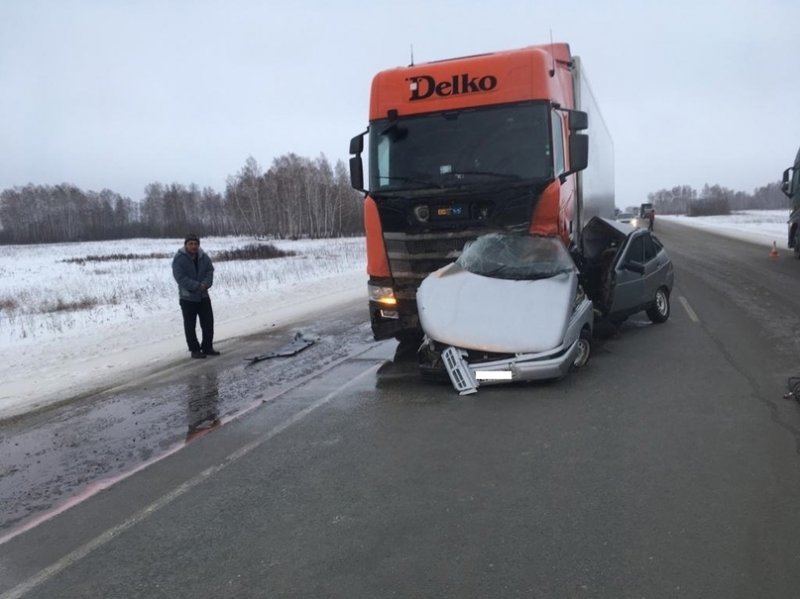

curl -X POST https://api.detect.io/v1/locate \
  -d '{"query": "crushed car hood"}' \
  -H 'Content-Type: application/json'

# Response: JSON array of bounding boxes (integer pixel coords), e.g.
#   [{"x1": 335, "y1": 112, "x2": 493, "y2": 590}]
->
[{"x1": 417, "y1": 262, "x2": 577, "y2": 354}]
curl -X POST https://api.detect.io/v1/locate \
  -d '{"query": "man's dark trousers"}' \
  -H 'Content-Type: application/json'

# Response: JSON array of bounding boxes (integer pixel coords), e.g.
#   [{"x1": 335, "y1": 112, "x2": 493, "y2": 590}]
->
[{"x1": 180, "y1": 298, "x2": 214, "y2": 353}]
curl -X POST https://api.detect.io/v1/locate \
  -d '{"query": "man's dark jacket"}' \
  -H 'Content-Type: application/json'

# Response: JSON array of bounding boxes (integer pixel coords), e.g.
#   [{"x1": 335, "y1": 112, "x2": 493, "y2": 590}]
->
[{"x1": 172, "y1": 247, "x2": 214, "y2": 302}]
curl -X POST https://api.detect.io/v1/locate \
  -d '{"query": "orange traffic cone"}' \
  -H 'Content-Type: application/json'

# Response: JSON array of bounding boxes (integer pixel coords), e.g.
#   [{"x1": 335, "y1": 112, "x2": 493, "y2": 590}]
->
[{"x1": 770, "y1": 241, "x2": 779, "y2": 258}]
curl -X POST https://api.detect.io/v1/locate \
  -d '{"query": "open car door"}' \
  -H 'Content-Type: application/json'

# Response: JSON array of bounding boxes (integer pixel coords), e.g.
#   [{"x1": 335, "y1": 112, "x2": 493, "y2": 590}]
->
[
  {"x1": 608, "y1": 233, "x2": 647, "y2": 316},
  {"x1": 582, "y1": 217, "x2": 673, "y2": 322}
]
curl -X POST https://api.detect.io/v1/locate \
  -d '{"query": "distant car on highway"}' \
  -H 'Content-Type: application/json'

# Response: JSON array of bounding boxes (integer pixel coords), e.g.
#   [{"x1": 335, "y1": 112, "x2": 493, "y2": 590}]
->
[
  {"x1": 615, "y1": 212, "x2": 635, "y2": 224},
  {"x1": 617, "y1": 211, "x2": 652, "y2": 230}
]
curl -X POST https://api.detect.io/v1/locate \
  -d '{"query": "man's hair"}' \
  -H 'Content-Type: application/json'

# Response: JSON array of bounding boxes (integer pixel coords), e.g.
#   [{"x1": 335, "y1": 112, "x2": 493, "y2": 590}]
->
[{"x1": 184, "y1": 233, "x2": 200, "y2": 243}]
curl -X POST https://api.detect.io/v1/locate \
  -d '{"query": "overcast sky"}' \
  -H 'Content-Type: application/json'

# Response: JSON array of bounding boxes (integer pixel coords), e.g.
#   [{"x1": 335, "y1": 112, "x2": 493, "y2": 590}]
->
[{"x1": 2, "y1": 0, "x2": 799, "y2": 207}]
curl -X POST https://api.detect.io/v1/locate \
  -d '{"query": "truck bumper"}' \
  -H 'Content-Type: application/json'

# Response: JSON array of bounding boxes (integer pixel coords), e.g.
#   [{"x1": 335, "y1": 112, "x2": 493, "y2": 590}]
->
[
  {"x1": 368, "y1": 277, "x2": 424, "y2": 341},
  {"x1": 369, "y1": 299, "x2": 421, "y2": 340}
]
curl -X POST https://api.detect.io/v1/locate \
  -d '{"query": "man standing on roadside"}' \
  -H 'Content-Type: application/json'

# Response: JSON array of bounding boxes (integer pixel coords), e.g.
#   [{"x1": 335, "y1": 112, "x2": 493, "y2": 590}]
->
[{"x1": 172, "y1": 234, "x2": 221, "y2": 359}]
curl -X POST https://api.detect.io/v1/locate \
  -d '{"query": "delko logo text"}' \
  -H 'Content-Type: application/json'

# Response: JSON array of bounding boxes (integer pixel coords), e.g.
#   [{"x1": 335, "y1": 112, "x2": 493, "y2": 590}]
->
[{"x1": 408, "y1": 74, "x2": 498, "y2": 101}]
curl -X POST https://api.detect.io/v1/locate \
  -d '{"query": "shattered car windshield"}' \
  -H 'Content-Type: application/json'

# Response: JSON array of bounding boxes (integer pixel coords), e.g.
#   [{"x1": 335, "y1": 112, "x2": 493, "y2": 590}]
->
[{"x1": 456, "y1": 233, "x2": 575, "y2": 280}]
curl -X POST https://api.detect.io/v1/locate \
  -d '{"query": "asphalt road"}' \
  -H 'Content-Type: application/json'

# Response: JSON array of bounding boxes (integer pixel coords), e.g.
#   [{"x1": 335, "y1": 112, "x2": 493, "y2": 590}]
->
[{"x1": 3, "y1": 220, "x2": 800, "y2": 598}]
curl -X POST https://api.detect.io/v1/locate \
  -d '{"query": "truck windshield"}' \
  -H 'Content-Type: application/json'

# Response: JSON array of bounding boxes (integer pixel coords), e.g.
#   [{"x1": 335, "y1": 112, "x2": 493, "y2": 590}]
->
[
  {"x1": 369, "y1": 102, "x2": 553, "y2": 192},
  {"x1": 456, "y1": 233, "x2": 575, "y2": 281}
]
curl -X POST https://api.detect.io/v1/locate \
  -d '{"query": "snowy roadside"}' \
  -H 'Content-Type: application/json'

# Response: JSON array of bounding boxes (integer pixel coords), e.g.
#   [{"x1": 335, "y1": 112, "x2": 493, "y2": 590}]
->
[
  {"x1": 659, "y1": 210, "x2": 788, "y2": 249},
  {"x1": 0, "y1": 237, "x2": 368, "y2": 422},
  {"x1": 0, "y1": 269, "x2": 367, "y2": 421}
]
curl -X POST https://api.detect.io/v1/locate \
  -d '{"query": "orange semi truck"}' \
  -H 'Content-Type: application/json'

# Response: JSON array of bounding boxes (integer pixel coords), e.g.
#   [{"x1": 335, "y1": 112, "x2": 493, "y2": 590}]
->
[{"x1": 349, "y1": 43, "x2": 615, "y2": 342}]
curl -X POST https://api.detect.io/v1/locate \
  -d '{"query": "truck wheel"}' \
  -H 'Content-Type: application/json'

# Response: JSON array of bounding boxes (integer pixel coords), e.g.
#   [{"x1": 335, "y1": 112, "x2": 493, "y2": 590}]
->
[
  {"x1": 572, "y1": 328, "x2": 592, "y2": 369},
  {"x1": 646, "y1": 287, "x2": 670, "y2": 323},
  {"x1": 395, "y1": 330, "x2": 424, "y2": 361}
]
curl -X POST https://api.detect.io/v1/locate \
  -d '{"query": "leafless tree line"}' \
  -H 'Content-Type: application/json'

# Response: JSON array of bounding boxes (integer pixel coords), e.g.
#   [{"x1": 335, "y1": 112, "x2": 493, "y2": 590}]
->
[
  {"x1": 647, "y1": 182, "x2": 789, "y2": 216},
  {"x1": 222, "y1": 154, "x2": 360, "y2": 239},
  {"x1": 3, "y1": 159, "x2": 790, "y2": 244},
  {"x1": 0, "y1": 185, "x2": 141, "y2": 243},
  {"x1": 0, "y1": 154, "x2": 363, "y2": 244}
]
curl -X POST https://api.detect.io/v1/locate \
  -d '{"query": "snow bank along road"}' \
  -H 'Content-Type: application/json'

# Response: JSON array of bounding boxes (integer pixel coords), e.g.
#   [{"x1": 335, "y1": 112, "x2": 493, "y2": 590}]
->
[{"x1": 0, "y1": 268, "x2": 368, "y2": 422}]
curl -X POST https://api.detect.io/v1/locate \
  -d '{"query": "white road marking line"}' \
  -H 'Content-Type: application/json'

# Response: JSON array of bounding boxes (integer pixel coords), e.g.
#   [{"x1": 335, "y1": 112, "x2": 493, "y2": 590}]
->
[
  {"x1": 0, "y1": 362, "x2": 381, "y2": 599},
  {"x1": 679, "y1": 296, "x2": 700, "y2": 322}
]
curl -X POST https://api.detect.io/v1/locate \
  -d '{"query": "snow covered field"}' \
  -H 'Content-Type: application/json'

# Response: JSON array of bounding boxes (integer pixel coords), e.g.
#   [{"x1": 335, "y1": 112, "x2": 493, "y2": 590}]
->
[
  {"x1": 0, "y1": 237, "x2": 366, "y2": 420},
  {"x1": 0, "y1": 210, "x2": 792, "y2": 420},
  {"x1": 659, "y1": 209, "x2": 789, "y2": 249}
]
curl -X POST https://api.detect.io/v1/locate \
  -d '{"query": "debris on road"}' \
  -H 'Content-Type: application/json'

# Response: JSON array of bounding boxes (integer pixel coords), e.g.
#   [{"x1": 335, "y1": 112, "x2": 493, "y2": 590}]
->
[{"x1": 246, "y1": 332, "x2": 315, "y2": 365}]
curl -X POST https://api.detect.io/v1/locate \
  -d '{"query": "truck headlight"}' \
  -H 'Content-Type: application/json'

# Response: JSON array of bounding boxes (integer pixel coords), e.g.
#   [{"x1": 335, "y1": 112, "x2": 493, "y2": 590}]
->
[{"x1": 368, "y1": 284, "x2": 397, "y2": 306}]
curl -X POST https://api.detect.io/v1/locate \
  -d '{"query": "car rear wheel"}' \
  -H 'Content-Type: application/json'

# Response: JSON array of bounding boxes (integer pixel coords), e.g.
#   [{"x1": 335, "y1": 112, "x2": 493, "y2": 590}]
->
[
  {"x1": 572, "y1": 328, "x2": 592, "y2": 369},
  {"x1": 646, "y1": 287, "x2": 670, "y2": 323}
]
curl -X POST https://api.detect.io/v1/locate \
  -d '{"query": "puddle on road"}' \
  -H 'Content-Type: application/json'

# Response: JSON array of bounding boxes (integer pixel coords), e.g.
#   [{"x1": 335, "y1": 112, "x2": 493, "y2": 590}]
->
[
  {"x1": 0, "y1": 325, "x2": 375, "y2": 536},
  {"x1": 185, "y1": 371, "x2": 222, "y2": 439}
]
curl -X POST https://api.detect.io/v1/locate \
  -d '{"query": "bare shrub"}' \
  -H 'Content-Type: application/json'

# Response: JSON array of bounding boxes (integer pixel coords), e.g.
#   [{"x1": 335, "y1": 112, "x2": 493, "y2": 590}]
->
[
  {"x1": 687, "y1": 198, "x2": 731, "y2": 217},
  {"x1": 41, "y1": 298, "x2": 99, "y2": 314},
  {"x1": 214, "y1": 244, "x2": 295, "y2": 262},
  {"x1": 0, "y1": 297, "x2": 18, "y2": 312},
  {"x1": 62, "y1": 253, "x2": 170, "y2": 265}
]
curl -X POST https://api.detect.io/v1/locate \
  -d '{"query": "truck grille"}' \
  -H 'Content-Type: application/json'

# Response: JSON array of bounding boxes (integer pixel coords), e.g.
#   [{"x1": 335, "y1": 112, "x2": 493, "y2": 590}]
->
[
  {"x1": 383, "y1": 229, "x2": 491, "y2": 295},
  {"x1": 374, "y1": 185, "x2": 541, "y2": 296}
]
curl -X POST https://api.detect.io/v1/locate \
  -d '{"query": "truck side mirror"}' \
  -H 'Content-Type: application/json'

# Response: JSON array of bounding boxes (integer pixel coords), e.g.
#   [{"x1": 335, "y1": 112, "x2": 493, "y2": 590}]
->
[
  {"x1": 349, "y1": 131, "x2": 368, "y2": 193},
  {"x1": 349, "y1": 134, "x2": 364, "y2": 155},
  {"x1": 782, "y1": 167, "x2": 794, "y2": 197},
  {"x1": 350, "y1": 156, "x2": 364, "y2": 191},
  {"x1": 568, "y1": 110, "x2": 588, "y2": 131},
  {"x1": 568, "y1": 133, "x2": 589, "y2": 173}
]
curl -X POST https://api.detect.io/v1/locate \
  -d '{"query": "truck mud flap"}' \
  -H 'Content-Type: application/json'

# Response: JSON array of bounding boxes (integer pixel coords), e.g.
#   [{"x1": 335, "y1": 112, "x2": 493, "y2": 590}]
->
[{"x1": 442, "y1": 346, "x2": 478, "y2": 395}]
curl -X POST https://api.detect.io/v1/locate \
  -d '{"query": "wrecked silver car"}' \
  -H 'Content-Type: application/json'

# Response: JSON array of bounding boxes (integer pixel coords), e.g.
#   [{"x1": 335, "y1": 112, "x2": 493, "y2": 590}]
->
[{"x1": 417, "y1": 233, "x2": 594, "y2": 395}]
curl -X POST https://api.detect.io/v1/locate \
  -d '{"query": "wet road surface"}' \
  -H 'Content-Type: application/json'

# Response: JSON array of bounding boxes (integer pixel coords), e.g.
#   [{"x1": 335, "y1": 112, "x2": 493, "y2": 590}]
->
[{"x1": 0, "y1": 302, "x2": 374, "y2": 537}]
